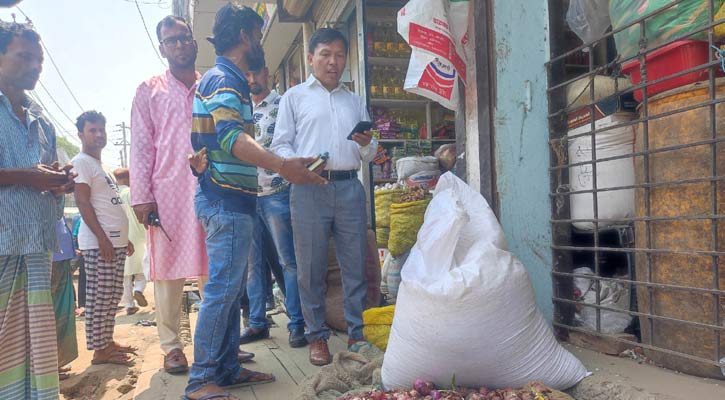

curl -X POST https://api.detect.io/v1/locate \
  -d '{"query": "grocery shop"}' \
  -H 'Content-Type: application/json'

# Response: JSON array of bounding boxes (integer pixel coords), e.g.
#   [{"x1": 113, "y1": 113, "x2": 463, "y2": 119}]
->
[{"x1": 177, "y1": 0, "x2": 725, "y2": 396}]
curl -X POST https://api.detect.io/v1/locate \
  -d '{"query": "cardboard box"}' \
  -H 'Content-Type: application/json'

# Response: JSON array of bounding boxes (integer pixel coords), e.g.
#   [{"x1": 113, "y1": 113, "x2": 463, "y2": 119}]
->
[{"x1": 567, "y1": 92, "x2": 638, "y2": 130}]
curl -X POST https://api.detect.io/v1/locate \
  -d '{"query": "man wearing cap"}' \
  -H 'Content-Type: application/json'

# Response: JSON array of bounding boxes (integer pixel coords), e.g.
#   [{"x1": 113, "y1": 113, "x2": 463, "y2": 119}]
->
[{"x1": 185, "y1": 4, "x2": 326, "y2": 399}]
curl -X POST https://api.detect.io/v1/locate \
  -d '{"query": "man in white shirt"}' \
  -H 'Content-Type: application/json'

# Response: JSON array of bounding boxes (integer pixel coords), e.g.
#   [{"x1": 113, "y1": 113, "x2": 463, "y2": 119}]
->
[
  {"x1": 271, "y1": 28, "x2": 377, "y2": 366},
  {"x1": 72, "y1": 110, "x2": 136, "y2": 366}
]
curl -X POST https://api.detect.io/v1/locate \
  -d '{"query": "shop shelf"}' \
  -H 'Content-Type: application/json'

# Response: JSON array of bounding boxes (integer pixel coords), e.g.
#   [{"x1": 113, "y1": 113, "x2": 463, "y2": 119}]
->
[
  {"x1": 368, "y1": 56, "x2": 409, "y2": 67},
  {"x1": 371, "y1": 98, "x2": 429, "y2": 108},
  {"x1": 377, "y1": 138, "x2": 453, "y2": 143}
]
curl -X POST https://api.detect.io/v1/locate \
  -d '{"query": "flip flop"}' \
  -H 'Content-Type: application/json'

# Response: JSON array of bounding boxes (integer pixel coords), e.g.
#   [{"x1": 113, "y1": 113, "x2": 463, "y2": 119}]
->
[
  {"x1": 180, "y1": 391, "x2": 237, "y2": 400},
  {"x1": 91, "y1": 352, "x2": 134, "y2": 366},
  {"x1": 134, "y1": 291, "x2": 149, "y2": 307},
  {"x1": 112, "y1": 342, "x2": 139, "y2": 354},
  {"x1": 220, "y1": 369, "x2": 275, "y2": 389},
  {"x1": 237, "y1": 350, "x2": 255, "y2": 363},
  {"x1": 58, "y1": 366, "x2": 72, "y2": 373},
  {"x1": 59, "y1": 372, "x2": 71, "y2": 381}
]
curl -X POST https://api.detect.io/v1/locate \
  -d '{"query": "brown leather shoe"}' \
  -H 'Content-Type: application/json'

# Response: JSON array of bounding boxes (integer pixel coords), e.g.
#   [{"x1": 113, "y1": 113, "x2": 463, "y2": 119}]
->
[
  {"x1": 164, "y1": 348, "x2": 189, "y2": 374},
  {"x1": 309, "y1": 339, "x2": 331, "y2": 366}
]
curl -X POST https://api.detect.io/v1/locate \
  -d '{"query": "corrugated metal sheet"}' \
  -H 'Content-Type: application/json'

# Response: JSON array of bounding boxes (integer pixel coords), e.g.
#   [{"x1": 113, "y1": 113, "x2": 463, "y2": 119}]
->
[
  {"x1": 313, "y1": 0, "x2": 352, "y2": 27},
  {"x1": 283, "y1": 0, "x2": 313, "y2": 18}
]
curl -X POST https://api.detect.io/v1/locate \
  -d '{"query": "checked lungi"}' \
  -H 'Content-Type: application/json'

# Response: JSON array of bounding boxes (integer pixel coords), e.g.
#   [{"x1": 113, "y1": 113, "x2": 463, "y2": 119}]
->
[
  {"x1": 0, "y1": 254, "x2": 60, "y2": 400},
  {"x1": 82, "y1": 248, "x2": 126, "y2": 350}
]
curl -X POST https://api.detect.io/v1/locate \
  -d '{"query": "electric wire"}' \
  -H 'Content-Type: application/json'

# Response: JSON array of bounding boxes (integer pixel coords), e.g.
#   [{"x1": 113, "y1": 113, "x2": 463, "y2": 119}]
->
[
  {"x1": 133, "y1": 0, "x2": 167, "y2": 67},
  {"x1": 15, "y1": 6, "x2": 85, "y2": 112}
]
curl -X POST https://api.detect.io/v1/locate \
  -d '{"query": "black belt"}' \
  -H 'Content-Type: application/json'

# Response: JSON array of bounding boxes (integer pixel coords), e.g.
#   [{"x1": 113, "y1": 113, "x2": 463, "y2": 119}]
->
[{"x1": 321, "y1": 170, "x2": 358, "y2": 181}]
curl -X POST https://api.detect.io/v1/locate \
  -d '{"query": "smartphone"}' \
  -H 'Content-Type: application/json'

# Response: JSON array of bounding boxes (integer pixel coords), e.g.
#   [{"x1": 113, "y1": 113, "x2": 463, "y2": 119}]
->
[
  {"x1": 347, "y1": 121, "x2": 374, "y2": 140},
  {"x1": 307, "y1": 152, "x2": 329, "y2": 171}
]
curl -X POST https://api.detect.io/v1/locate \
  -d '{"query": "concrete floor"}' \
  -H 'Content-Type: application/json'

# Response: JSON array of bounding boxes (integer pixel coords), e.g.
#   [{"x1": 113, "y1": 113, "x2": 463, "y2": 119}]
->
[
  {"x1": 565, "y1": 344, "x2": 725, "y2": 400},
  {"x1": 132, "y1": 310, "x2": 349, "y2": 400}
]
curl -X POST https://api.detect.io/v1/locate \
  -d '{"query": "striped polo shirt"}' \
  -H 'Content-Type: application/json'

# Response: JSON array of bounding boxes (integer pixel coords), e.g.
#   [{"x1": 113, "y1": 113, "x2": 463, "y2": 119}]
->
[
  {"x1": 0, "y1": 91, "x2": 62, "y2": 255},
  {"x1": 192, "y1": 56, "x2": 258, "y2": 214}
]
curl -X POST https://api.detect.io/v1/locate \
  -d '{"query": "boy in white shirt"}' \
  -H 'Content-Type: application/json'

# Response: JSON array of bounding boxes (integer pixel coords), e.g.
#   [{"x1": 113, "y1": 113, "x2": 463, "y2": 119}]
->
[{"x1": 72, "y1": 110, "x2": 135, "y2": 366}]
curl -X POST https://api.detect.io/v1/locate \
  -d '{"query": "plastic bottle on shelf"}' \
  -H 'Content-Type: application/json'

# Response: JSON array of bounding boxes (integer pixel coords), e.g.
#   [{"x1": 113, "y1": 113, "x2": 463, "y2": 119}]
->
[
  {"x1": 410, "y1": 113, "x2": 420, "y2": 138},
  {"x1": 385, "y1": 23, "x2": 398, "y2": 58},
  {"x1": 399, "y1": 112, "x2": 409, "y2": 138},
  {"x1": 383, "y1": 67, "x2": 396, "y2": 99},
  {"x1": 393, "y1": 67, "x2": 405, "y2": 99},
  {"x1": 398, "y1": 36, "x2": 409, "y2": 59},
  {"x1": 369, "y1": 66, "x2": 381, "y2": 99},
  {"x1": 373, "y1": 22, "x2": 386, "y2": 57},
  {"x1": 367, "y1": 27, "x2": 375, "y2": 57}
]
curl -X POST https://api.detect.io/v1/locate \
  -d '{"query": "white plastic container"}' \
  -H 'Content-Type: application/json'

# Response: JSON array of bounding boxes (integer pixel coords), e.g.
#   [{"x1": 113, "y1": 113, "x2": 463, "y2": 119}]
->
[{"x1": 568, "y1": 113, "x2": 636, "y2": 230}]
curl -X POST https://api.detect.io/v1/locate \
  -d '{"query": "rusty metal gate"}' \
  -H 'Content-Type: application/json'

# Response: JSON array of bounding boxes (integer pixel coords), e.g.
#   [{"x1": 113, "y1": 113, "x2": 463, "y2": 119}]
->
[{"x1": 547, "y1": 0, "x2": 724, "y2": 378}]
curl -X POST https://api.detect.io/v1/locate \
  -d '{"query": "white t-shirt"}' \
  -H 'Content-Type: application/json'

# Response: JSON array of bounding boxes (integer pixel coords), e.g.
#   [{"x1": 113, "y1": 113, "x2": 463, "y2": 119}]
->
[{"x1": 72, "y1": 152, "x2": 129, "y2": 250}]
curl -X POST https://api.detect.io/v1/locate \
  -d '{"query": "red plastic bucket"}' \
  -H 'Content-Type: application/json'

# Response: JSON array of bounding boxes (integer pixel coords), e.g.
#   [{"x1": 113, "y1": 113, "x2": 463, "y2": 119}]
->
[{"x1": 622, "y1": 40, "x2": 722, "y2": 102}]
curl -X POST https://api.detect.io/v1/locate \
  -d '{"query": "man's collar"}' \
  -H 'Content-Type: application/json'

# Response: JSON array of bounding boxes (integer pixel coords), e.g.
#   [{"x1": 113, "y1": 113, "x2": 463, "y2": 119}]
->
[
  {"x1": 305, "y1": 74, "x2": 347, "y2": 92},
  {"x1": 166, "y1": 69, "x2": 202, "y2": 86},
  {"x1": 0, "y1": 88, "x2": 44, "y2": 120},
  {"x1": 254, "y1": 89, "x2": 279, "y2": 108},
  {"x1": 26, "y1": 99, "x2": 43, "y2": 119},
  {"x1": 216, "y1": 56, "x2": 247, "y2": 83}
]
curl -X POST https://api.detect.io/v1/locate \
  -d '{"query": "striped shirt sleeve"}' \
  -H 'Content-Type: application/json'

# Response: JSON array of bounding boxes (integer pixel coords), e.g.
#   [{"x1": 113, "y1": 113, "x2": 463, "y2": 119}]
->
[{"x1": 199, "y1": 86, "x2": 254, "y2": 155}]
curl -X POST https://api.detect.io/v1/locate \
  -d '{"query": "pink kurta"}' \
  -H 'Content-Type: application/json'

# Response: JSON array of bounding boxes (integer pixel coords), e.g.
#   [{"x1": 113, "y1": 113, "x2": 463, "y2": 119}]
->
[{"x1": 130, "y1": 70, "x2": 208, "y2": 281}]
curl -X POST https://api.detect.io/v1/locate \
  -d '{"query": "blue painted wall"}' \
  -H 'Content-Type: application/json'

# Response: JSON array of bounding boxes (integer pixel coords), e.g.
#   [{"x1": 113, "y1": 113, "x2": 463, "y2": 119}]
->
[{"x1": 492, "y1": 1, "x2": 554, "y2": 321}]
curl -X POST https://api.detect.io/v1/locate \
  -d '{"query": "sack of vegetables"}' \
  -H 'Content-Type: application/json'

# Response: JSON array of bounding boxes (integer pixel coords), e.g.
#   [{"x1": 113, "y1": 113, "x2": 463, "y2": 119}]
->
[
  {"x1": 388, "y1": 199, "x2": 430, "y2": 257},
  {"x1": 375, "y1": 189, "x2": 405, "y2": 228},
  {"x1": 362, "y1": 305, "x2": 396, "y2": 351},
  {"x1": 381, "y1": 173, "x2": 588, "y2": 391}
]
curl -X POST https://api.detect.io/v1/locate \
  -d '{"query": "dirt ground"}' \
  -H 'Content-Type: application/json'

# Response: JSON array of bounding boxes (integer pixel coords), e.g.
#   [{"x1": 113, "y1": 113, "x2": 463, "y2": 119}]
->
[{"x1": 59, "y1": 280, "x2": 188, "y2": 400}]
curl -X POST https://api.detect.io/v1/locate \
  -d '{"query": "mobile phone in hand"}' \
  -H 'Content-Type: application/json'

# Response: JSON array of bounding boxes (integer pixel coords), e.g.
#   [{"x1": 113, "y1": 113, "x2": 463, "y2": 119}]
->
[
  {"x1": 347, "y1": 121, "x2": 373, "y2": 140},
  {"x1": 307, "y1": 152, "x2": 329, "y2": 171}
]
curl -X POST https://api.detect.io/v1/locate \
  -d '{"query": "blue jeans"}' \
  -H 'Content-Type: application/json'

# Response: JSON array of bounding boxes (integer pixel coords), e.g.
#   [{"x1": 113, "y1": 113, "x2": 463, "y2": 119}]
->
[
  {"x1": 290, "y1": 179, "x2": 368, "y2": 342},
  {"x1": 247, "y1": 189, "x2": 305, "y2": 331},
  {"x1": 186, "y1": 190, "x2": 254, "y2": 395}
]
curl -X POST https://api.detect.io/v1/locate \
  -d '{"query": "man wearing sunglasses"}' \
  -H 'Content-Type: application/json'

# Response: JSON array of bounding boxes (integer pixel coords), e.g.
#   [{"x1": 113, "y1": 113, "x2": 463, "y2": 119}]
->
[{"x1": 129, "y1": 15, "x2": 209, "y2": 374}]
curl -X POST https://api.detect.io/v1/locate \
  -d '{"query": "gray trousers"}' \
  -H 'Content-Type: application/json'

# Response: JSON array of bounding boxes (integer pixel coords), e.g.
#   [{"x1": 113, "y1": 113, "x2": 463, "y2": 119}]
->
[{"x1": 290, "y1": 178, "x2": 368, "y2": 342}]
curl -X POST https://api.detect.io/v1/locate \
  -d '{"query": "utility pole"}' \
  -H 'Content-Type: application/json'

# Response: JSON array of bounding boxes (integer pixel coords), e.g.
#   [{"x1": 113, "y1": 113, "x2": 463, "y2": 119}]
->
[{"x1": 114, "y1": 122, "x2": 130, "y2": 168}]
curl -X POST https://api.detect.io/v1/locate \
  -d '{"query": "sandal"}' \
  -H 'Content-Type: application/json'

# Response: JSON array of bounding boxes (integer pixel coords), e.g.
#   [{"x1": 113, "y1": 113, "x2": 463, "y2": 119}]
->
[
  {"x1": 182, "y1": 384, "x2": 239, "y2": 400},
  {"x1": 112, "y1": 341, "x2": 139, "y2": 354},
  {"x1": 220, "y1": 369, "x2": 275, "y2": 389},
  {"x1": 237, "y1": 350, "x2": 255, "y2": 363},
  {"x1": 91, "y1": 351, "x2": 134, "y2": 366},
  {"x1": 181, "y1": 394, "x2": 236, "y2": 400}
]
